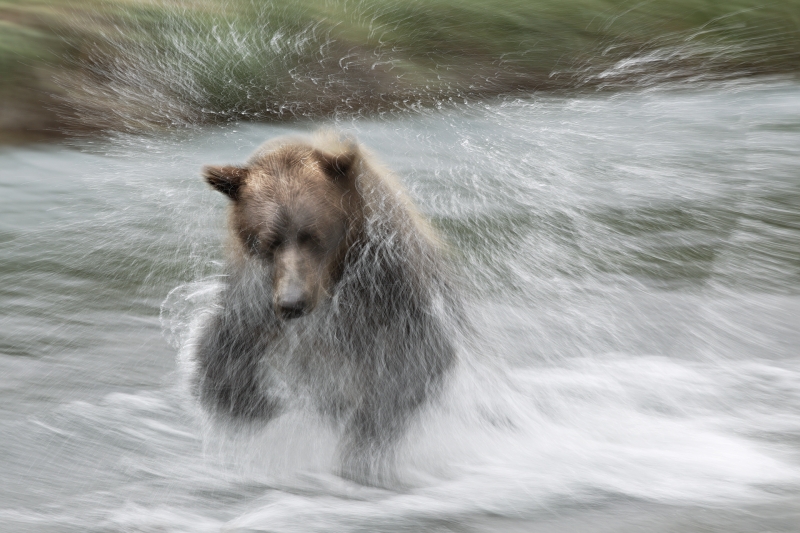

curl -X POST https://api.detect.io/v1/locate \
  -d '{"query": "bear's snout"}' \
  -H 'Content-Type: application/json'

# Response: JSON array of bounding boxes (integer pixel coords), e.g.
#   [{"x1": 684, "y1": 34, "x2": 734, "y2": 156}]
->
[
  {"x1": 273, "y1": 246, "x2": 316, "y2": 320},
  {"x1": 275, "y1": 287, "x2": 309, "y2": 320}
]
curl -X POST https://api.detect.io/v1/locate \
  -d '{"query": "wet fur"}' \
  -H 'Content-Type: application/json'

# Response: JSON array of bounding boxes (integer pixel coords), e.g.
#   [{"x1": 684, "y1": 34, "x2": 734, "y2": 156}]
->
[{"x1": 193, "y1": 133, "x2": 459, "y2": 483}]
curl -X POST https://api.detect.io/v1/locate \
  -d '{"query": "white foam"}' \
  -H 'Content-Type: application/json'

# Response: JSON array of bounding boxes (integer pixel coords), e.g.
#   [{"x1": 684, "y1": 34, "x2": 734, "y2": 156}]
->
[{"x1": 222, "y1": 353, "x2": 800, "y2": 532}]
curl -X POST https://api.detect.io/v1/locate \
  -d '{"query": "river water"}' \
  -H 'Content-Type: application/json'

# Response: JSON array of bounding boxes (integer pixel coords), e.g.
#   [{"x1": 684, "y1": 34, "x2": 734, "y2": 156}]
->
[{"x1": 1, "y1": 78, "x2": 799, "y2": 532}]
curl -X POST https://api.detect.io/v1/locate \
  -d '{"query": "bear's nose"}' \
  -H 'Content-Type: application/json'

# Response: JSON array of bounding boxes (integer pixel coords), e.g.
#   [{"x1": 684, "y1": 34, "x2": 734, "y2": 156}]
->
[
  {"x1": 278, "y1": 301, "x2": 307, "y2": 320},
  {"x1": 276, "y1": 290, "x2": 308, "y2": 320}
]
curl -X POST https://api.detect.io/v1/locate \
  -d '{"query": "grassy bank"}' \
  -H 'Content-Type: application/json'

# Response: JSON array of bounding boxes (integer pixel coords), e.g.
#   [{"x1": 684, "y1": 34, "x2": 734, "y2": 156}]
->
[{"x1": 1, "y1": 0, "x2": 799, "y2": 140}]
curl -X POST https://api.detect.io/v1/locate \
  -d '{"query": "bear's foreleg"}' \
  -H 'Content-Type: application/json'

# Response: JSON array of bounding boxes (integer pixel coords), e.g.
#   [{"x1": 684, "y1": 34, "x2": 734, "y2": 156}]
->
[
  {"x1": 193, "y1": 303, "x2": 280, "y2": 423},
  {"x1": 338, "y1": 314, "x2": 457, "y2": 485}
]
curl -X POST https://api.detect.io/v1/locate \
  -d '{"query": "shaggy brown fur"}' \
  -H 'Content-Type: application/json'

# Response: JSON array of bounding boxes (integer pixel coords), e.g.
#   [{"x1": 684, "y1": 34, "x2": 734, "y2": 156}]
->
[{"x1": 194, "y1": 132, "x2": 459, "y2": 484}]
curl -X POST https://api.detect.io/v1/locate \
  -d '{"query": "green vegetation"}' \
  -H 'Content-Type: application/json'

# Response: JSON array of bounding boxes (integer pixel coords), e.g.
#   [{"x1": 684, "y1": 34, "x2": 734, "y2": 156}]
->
[{"x1": 1, "y1": 0, "x2": 799, "y2": 140}]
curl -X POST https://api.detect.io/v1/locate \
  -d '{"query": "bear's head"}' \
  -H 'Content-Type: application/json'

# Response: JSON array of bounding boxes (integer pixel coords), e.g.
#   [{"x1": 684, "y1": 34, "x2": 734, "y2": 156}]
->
[{"x1": 203, "y1": 143, "x2": 362, "y2": 320}]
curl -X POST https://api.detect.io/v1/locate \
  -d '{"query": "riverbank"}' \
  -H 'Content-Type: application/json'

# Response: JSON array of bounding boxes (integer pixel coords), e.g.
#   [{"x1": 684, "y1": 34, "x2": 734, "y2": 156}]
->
[{"x1": 2, "y1": 0, "x2": 799, "y2": 142}]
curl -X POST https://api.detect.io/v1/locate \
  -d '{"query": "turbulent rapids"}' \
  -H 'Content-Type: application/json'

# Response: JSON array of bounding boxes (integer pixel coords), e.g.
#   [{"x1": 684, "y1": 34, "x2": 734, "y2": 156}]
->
[{"x1": 2, "y1": 80, "x2": 800, "y2": 531}]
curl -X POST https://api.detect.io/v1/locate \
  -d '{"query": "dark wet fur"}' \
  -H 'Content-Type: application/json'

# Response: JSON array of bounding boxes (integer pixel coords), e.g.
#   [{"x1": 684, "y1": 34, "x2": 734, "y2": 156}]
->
[{"x1": 192, "y1": 135, "x2": 461, "y2": 484}]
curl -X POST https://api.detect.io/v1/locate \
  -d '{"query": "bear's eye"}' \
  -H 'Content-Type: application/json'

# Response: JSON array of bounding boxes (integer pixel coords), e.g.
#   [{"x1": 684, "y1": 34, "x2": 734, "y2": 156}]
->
[
  {"x1": 246, "y1": 235, "x2": 261, "y2": 254},
  {"x1": 264, "y1": 236, "x2": 283, "y2": 252},
  {"x1": 297, "y1": 231, "x2": 320, "y2": 247}
]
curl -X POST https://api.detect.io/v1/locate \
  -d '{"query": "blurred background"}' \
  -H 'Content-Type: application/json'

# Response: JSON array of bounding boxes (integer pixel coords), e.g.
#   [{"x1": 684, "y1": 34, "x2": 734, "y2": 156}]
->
[
  {"x1": 1, "y1": 0, "x2": 799, "y2": 141},
  {"x1": 1, "y1": 1, "x2": 800, "y2": 532}
]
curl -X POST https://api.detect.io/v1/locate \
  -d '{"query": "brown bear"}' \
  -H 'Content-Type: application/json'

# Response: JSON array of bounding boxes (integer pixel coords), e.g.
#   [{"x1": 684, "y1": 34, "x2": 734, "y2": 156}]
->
[{"x1": 193, "y1": 132, "x2": 460, "y2": 484}]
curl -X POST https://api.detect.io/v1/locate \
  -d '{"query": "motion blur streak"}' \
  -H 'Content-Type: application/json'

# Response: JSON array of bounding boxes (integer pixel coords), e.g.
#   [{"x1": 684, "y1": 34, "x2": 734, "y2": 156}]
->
[{"x1": 1, "y1": 79, "x2": 799, "y2": 531}]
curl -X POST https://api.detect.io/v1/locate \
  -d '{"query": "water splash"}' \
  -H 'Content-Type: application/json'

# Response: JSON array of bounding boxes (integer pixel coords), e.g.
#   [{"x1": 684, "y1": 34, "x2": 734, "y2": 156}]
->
[{"x1": 2, "y1": 80, "x2": 800, "y2": 531}]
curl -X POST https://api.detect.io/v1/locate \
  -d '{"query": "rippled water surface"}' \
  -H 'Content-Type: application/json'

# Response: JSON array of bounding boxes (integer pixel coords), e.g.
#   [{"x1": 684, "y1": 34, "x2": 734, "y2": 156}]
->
[{"x1": 1, "y1": 79, "x2": 800, "y2": 532}]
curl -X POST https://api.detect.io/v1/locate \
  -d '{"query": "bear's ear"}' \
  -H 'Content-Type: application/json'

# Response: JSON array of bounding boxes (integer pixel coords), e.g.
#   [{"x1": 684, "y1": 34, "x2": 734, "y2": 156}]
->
[
  {"x1": 314, "y1": 149, "x2": 357, "y2": 183},
  {"x1": 203, "y1": 165, "x2": 248, "y2": 200}
]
